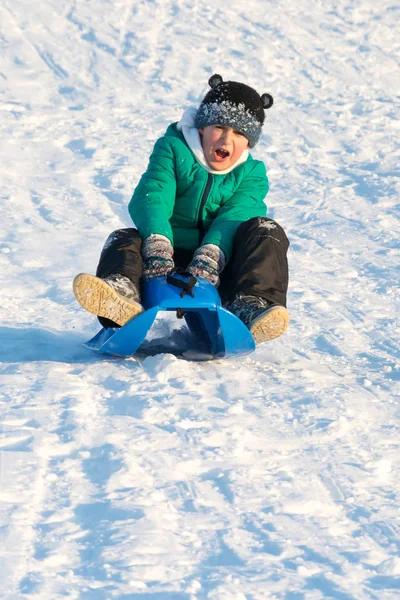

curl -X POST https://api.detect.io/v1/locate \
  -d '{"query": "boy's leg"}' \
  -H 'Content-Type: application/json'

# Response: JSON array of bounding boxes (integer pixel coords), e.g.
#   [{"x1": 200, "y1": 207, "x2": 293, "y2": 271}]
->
[
  {"x1": 220, "y1": 217, "x2": 289, "y2": 306},
  {"x1": 95, "y1": 228, "x2": 143, "y2": 287},
  {"x1": 74, "y1": 228, "x2": 144, "y2": 328},
  {"x1": 220, "y1": 217, "x2": 290, "y2": 343}
]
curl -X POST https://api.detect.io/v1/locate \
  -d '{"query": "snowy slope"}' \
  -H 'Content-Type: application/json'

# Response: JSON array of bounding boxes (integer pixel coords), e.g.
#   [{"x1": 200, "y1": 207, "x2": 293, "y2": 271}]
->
[{"x1": 0, "y1": 0, "x2": 399, "y2": 598}]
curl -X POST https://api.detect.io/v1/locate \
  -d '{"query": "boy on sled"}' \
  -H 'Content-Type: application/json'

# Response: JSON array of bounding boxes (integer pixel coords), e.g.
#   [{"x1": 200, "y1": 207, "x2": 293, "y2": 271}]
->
[{"x1": 74, "y1": 74, "x2": 290, "y2": 344}]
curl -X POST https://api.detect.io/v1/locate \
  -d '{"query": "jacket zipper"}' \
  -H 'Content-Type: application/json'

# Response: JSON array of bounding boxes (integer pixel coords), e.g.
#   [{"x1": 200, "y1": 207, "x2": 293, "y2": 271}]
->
[{"x1": 198, "y1": 173, "x2": 213, "y2": 245}]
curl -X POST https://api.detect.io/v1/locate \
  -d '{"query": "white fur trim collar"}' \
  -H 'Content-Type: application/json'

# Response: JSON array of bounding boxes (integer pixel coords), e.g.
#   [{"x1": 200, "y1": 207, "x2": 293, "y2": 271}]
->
[{"x1": 176, "y1": 107, "x2": 249, "y2": 175}]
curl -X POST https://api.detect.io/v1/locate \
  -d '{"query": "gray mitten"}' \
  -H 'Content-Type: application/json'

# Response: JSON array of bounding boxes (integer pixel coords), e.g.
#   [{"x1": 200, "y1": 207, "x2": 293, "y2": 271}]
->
[
  {"x1": 187, "y1": 244, "x2": 226, "y2": 286},
  {"x1": 142, "y1": 234, "x2": 174, "y2": 280}
]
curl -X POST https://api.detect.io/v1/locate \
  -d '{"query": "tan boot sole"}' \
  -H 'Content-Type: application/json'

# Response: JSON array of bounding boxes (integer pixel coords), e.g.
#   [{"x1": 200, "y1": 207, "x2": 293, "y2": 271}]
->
[
  {"x1": 73, "y1": 273, "x2": 143, "y2": 326},
  {"x1": 250, "y1": 305, "x2": 290, "y2": 344}
]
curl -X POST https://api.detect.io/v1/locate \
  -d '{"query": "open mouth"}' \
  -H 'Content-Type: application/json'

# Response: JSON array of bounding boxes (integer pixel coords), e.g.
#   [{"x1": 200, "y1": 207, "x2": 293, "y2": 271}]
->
[{"x1": 215, "y1": 148, "x2": 230, "y2": 159}]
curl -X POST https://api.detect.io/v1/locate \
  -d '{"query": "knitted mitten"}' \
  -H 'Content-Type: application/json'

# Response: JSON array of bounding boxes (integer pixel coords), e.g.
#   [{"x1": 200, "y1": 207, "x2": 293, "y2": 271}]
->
[
  {"x1": 187, "y1": 244, "x2": 226, "y2": 286},
  {"x1": 142, "y1": 234, "x2": 174, "y2": 280}
]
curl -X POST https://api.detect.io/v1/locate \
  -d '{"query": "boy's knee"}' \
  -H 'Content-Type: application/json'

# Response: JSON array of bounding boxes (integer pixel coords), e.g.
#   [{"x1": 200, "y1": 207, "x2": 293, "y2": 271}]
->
[
  {"x1": 101, "y1": 228, "x2": 142, "y2": 255},
  {"x1": 108, "y1": 228, "x2": 140, "y2": 241},
  {"x1": 237, "y1": 217, "x2": 289, "y2": 245},
  {"x1": 104, "y1": 228, "x2": 140, "y2": 245}
]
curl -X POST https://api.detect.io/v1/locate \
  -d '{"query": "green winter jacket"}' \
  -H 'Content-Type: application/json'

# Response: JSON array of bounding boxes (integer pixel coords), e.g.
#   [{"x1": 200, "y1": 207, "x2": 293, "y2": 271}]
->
[{"x1": 128, "y1": 123, "x2": 269, "y2": 261}]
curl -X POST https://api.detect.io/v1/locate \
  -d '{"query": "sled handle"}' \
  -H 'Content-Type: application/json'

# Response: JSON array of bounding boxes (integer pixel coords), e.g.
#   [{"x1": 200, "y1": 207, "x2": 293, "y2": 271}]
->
[{"x1": 167, "y1": 269, "x2": 197, "y2": 298}]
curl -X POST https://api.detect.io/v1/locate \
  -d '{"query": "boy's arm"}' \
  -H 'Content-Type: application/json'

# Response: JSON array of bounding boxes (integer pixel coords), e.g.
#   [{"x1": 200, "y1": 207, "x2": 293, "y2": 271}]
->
[
  {"x1": 201, "y1": 161, "x2": 269, "y2": 262},
  {"x1": 128, "y1": 136, "x2": 177, "y2": 244}
]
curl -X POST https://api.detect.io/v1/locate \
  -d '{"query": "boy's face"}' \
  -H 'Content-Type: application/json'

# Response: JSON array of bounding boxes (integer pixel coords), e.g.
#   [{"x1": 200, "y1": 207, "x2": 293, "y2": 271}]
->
[{"x1": 199, "y1": 125, "x2": 250, "y2": 171}]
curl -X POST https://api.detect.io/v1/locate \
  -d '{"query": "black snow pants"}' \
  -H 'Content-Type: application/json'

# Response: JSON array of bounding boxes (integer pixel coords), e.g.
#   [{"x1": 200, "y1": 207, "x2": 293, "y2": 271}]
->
[{"x1": 96, "y1": 217, "x2": 289, "y2": 324}]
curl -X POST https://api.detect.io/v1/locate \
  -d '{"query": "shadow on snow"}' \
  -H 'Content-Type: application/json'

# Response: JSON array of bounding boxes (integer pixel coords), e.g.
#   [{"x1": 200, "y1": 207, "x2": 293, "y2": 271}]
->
[{"x1": 0, "y1": 326, "x2": 99, "y2": 364}]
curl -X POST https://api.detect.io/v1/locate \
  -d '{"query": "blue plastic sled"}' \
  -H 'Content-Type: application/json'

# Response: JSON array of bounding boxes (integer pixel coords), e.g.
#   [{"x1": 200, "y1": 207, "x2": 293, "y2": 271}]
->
[{"x1": 84, "y1": 272, "x2": 255, "y2": 360}]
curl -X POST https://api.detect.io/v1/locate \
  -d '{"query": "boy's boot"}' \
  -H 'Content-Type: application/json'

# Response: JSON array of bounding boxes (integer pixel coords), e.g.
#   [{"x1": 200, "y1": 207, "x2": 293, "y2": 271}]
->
[
  {"x1": 228, "y1": 295, "x2": 289, "y2": 344},
  {"x1": 73, "y1": 273, "x2": 143, "y2": 327}
]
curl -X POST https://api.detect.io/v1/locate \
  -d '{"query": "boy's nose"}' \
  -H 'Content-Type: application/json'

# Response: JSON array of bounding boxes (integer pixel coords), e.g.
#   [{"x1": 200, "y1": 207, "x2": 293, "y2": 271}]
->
[{"x1": 221, "y1": 129, "x2": 233, "y2": 143}]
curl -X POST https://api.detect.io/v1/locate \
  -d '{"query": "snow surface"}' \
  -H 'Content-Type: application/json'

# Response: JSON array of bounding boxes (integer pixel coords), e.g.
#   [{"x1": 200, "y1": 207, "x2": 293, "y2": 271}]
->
[{"x1": 0, "y1": 0, "x2": 399, "y2": 598}]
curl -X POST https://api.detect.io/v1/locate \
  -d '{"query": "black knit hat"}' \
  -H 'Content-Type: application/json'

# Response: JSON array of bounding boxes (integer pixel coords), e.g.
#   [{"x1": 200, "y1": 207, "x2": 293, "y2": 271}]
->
[{"x1": 194, "y1": 74, "x2": 273, "y2": 148}]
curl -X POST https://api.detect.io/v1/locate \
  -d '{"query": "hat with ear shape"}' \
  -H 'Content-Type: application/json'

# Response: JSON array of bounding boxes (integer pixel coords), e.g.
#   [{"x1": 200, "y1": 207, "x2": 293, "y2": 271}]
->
[{"x1": 194, "y1": 73, "x2": 273, "y2": 148}]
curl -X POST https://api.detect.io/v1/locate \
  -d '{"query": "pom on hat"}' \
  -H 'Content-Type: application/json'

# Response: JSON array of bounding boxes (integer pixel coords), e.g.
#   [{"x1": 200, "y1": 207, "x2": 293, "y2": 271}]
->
[
  {"x1": 261, "y1": 93, "x2": 274, "y2": 109},
  {"x1": 208, "y1": 74, "x2": 223, "y2": 89}
]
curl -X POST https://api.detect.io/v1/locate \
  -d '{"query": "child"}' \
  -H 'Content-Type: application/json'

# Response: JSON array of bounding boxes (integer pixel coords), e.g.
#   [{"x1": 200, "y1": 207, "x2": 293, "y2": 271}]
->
[{"x1": 73, "y1": 74, "x2": 290, "y2": 344}]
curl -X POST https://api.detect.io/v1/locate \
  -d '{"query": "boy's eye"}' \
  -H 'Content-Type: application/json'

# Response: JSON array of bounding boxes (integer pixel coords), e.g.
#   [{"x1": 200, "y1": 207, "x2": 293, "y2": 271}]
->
[{"x1": 234, "y1": 130, "x2": 245, "y2": 137}]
